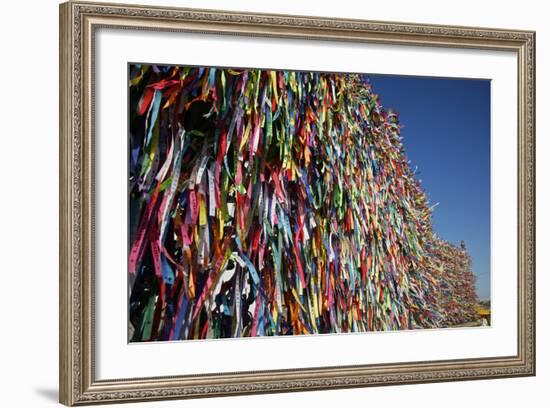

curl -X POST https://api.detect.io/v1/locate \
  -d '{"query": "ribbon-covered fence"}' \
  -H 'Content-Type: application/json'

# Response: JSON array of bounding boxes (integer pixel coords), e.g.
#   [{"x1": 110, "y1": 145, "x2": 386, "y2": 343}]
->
[{"x1": 128, "y1": 64, "x2": 478, "y2": 341}]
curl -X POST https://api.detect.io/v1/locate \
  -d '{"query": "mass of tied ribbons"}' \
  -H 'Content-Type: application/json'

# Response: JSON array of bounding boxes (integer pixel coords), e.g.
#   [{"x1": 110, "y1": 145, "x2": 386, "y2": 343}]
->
[
  {"x1": 128, "y1": 64, "x2": 479, "y2": 341},
  {"x1": 429, "y1": 239, "x2": 479, "y2": 326}
]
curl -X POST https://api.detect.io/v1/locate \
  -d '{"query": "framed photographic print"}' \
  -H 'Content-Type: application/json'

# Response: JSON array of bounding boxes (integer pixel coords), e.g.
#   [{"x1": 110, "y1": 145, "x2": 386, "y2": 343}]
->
[{"x1": 59, "y1": 1, "x2": 536, "y2": 405}]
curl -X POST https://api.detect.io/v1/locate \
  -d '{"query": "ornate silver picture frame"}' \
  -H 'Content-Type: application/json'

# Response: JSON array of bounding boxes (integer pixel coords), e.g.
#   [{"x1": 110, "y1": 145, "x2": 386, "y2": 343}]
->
[{"x1": 59, "y1": 1, "x2": 535, "y2": 405}]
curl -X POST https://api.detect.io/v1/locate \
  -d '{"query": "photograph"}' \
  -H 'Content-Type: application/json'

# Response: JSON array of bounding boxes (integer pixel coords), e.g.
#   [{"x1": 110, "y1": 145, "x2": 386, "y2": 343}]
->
[{"x1": 127, "y1": 64, "x2": 491, "y2": 342}]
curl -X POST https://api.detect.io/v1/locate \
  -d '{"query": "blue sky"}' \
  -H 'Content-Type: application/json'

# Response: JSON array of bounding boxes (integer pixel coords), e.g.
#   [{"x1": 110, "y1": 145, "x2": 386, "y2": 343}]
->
[{"x1": 368, "y1": 74, "x2": 491, "y2": 300}]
